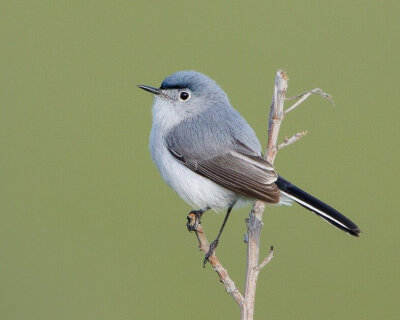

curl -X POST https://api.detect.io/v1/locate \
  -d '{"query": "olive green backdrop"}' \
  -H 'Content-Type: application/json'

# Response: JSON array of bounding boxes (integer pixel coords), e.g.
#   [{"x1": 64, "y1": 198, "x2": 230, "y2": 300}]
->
[{"x1": 1, "y1": 1, "x2": 399, "y2": 319}]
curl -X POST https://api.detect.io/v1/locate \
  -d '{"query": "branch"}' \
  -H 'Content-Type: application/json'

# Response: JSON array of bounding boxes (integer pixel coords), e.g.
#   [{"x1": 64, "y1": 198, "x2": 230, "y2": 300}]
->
[
  {"x1": 194, "y1": 224, "x2": 244, "y2": 306},
  {"x1": 277, "y1": 131, "x2": 307, "y2": 150},
  {"x1": 242, "y1": 70, "x2": 288, "y2": 320},
  {"x1": 256, "y1": 246, "x2": 274, "y2": 271},
  {"x1": 285, "y1": 88, "x2": 334, "y2": 114},
  {"x1": 266, "y1": 70, "x2": 289, "y2": 162}
]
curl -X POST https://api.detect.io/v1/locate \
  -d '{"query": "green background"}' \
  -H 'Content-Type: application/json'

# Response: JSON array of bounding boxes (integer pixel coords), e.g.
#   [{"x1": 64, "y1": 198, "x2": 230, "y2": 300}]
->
[{"x1": 1, "y1": 1, "x2": 399, "y2": 319}]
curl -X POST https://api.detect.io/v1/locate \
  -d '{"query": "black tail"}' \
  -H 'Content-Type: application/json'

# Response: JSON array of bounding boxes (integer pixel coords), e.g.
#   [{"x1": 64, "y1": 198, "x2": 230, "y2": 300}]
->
[{"x1": 276, "y1": 176, "x2": 360, "y2": 237}]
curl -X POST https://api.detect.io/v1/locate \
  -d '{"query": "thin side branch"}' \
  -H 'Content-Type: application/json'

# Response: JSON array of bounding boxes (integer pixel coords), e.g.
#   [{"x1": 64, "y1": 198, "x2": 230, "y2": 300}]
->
[
  {"x1": 256, "y1": 246, "x2": 274, "y2": 271},
  {"x1": 285, "y1": 88, "x2": 334, "y2": 114},
  {"x1": 277, "y1": 131, "x2": 307, "y2": 150}
]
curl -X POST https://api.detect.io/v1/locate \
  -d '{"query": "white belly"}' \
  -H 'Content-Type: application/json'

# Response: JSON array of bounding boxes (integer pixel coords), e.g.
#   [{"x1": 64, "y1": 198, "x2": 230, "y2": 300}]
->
[{"x1": 150, "y1": 132, "x2": 238, "y2": 210}]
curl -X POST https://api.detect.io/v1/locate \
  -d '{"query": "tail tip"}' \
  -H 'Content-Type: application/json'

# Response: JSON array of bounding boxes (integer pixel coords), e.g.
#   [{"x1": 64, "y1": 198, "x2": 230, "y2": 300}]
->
[{"x1": 350, "y1": 228, "x2": 361, "y2": 237}]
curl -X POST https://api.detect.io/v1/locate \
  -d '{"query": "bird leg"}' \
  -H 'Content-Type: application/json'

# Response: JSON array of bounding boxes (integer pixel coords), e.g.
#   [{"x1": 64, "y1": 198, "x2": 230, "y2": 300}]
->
[{"x1": 203, "y1": 205, "x2": 234, "y2": 267}]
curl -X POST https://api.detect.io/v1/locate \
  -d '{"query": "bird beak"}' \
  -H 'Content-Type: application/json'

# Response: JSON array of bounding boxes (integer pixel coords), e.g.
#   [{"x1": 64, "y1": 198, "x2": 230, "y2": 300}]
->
[{"x1": 137, "y1": 85, "x2": 162, "y2": 95}]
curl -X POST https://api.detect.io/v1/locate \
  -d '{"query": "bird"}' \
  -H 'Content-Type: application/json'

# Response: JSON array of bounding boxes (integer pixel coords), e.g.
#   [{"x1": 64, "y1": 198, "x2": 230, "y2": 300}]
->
[{"x1": 138, "y1": 70, "x2": 360, "y2": 264}]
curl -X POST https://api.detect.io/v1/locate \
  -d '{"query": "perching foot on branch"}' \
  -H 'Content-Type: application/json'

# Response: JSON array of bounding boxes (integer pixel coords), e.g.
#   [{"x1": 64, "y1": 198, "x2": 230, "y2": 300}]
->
[
  {"x1": 203, "y1": 239, "x2": 219, "y2": 267},
  {"x1": 187, "y1": 209, "x2": 206, "y2": 232}
]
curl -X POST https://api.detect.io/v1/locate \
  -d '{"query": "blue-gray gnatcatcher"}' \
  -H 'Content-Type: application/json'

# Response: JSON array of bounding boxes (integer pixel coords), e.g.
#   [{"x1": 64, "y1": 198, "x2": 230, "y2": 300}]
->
[{"x1": 139, "y1": 71, "x2": 360, "y2": 261}]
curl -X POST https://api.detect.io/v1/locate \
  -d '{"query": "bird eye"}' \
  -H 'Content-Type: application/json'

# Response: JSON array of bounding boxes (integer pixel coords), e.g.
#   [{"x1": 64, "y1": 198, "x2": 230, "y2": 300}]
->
[{"x1": 179, "y1": 91, "x2": 190, "y2": 101}]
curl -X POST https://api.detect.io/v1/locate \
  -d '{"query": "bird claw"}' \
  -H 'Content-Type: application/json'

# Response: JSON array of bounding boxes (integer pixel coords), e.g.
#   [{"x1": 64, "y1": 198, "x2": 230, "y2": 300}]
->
[
  {"x1": 186, "y1": 210, "x2": 203, "y2": 232},
  {"x1": 203, "y1": 239, "x2": 219, "y2": 267}
]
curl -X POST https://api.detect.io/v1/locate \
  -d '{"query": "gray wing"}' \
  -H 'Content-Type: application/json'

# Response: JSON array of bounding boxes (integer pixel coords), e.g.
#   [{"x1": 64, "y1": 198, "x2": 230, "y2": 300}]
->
[{"x1": 166, "y1": 108, "x2": 280, "y2": 203}]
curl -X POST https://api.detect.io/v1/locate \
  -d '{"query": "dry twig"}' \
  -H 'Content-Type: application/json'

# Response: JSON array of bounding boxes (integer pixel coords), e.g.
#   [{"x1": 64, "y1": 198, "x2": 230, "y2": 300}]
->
[
  {"x1": 285, "y1": 88, "x2": 334, "y2": 114},
  {"x1": 277, "y1": 131, "x2": 308, "y2": 150},
  {"x1": 256, "y1": 246, "x2": 274, "y2": 271},
  {"x1": 241, "y1": 70, "x2": 288, "y2": 320},
  {"x1": 194, "y1": 224, "x2": 244, "y2": 305}
]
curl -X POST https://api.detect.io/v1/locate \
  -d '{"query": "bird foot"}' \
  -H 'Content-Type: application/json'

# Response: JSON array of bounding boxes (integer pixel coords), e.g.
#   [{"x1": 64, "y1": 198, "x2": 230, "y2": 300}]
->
[
  {"x1": 186, "y1": 210, "x2": 203, "y2": 232},
  {"x1": 203, "y1": 239, "x2": 219, "y2": 267}
]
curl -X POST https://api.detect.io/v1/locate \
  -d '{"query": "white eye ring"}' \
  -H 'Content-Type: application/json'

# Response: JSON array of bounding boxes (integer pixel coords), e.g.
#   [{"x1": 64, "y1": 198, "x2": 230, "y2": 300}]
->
[{"x1": 179, "y1": 91, "x2": 190, "y2": 101}]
